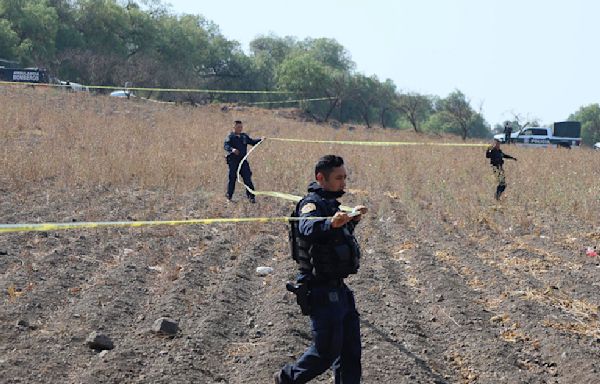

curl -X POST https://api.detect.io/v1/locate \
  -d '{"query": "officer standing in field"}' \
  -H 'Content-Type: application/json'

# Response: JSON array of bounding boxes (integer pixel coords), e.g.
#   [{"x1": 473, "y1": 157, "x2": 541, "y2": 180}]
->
[
  {"x1": 503, "y1": 122, "x2": 513, "y2": 144},
  {"x1": 223, "y1": 120, "x2": 262, "y2": 203},
  {"x1": 274, "y1": 155, "x2": 368, "y2": 384},
  {"x1": 486, "y1": 139, "x2": 517, "y2": 200}
]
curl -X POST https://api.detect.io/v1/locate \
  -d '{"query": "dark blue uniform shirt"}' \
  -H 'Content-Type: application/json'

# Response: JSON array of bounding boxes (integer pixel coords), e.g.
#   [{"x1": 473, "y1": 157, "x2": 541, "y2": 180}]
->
[
  {"x1": 224, "y1": 132, "x2": 261, "y2": 160},
  {"x1": 486, "y1": 147, "x2": 515, "y2": 167},
  {"x1": 295, "y1": 182, "x2": 357, "y2": 282}
]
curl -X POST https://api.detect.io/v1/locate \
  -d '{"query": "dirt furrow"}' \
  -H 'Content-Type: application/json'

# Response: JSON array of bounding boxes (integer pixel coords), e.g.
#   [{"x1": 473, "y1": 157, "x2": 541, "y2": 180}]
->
[{"x1": 414, "y1": 219, "x2": 600, "y2": 383}]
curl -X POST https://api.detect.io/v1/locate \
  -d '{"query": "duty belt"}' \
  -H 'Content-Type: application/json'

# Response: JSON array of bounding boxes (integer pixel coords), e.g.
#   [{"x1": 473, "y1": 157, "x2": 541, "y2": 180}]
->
[{"x1": 313, "y1": 278, "x2": 344, "y2": 288}]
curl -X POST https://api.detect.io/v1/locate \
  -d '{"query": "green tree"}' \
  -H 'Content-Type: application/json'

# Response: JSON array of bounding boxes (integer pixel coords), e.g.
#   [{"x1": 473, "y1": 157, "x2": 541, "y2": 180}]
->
[
  {"x1": 426, "y1": 91, "x2": 490, "y2": 139},
  {"x1": 423, "y1": 111, "x2": 454, "y2": 135},
  {"x1": 0, "y1": 18, "x2": 19, "y2": 59},
  {"x1": 300, "y1": 37, "x2": 353, "y2": 72},
  {"x1": 396, "y1": 92, "x2": 434, "y2": 132},
  {"x1": 277, "y1": 54, "x2": 331, "y2": 95},
  {"x1": 568, "y1": 104, "x2": 600, "y2": 146},
  {"x1": 468, "y1": 112, "x2": 493, "y2": 139},
  {"x1": 202, "y1": 30, "x2": 251, "y2": 89},
  {"x1": 275, "y1": 52, "x2": 333, "y2": 114},
  {"x1": 253, "y1": 35, "x2": 360, "y2": 118},
  {"x1": 0, "y1": 0, "x2": 59, "y2": 64},
  {"x1": 250, "y1": 34, "x2": 297, "y2": 65},
  {"x1": 437, "y1": 90, "x2": 475, "y2": 140},
  {"x1": 48, "y1": 0, "x2": 82, "y2": 51},
  {"x1": 373, "y1": 79, "x2": 398, "y2": 128},
  {"x1": 123, "y1": 2, "x2": 159, "y2": 58},
  {"x1": 344, "y1": 74, "x2": 381, "y2": 128},
  {"x1": 249, "y1": 34, "x2": 297, "y2": 90},
  {"x1": 74, "y1": 0, "x2": 128, "y2": 55}
]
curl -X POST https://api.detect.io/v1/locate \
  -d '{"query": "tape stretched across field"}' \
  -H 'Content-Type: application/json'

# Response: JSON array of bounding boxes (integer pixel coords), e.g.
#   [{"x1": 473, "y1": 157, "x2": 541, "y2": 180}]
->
[
  {"x1": 0, "y1": 216, "x2": 330, "y2": 234},
  {"x1": 0, "y1": 99, "x2": 489, "y2": 233},
  {"x1": 268, "y1": 137, "x2": 489, "y2": 147},
  {"x1": 236, "y1": 136, "x2": 488, "y2": 209},
  {"x1": 0, "y1": 81, "x2": 336, "y2": 106},
  {"x1": 0, "y1": 81, "x2": 294, "y2": 94},
  {"x1": 247, "y1": 97, "x2": 336, "y2": 105}
]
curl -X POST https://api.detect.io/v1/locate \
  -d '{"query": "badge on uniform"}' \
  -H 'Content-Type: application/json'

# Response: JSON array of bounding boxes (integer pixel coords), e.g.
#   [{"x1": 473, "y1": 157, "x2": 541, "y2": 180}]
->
[
  {"x1": 328, "y1": 292, "x2": 339, "y2": 303},
  {"x1": 301, "y1": 203, "x2": 317, "y2": 214}
]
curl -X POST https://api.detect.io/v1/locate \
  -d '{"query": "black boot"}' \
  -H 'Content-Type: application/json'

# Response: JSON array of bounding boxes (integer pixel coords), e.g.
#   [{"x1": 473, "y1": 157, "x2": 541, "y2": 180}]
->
[{"x1": 495, "y1": 185, "x2": 506, "y2": 200}]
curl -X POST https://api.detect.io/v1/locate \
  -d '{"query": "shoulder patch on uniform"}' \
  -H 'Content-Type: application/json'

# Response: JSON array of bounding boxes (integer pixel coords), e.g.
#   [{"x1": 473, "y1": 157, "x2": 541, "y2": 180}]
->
[{"x1": 300, "y1": 203, "x2": 317, "y2": 214}]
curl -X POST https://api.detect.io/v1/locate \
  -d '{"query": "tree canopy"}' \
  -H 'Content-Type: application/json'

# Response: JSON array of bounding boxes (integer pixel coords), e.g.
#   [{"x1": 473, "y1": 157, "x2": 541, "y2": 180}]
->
[
  {"x1": 22, "y1": 0, "x2": 600, "y2": 140},
  {"x1": 568, "y1": 104, "x2": 600, "y2": 145}
]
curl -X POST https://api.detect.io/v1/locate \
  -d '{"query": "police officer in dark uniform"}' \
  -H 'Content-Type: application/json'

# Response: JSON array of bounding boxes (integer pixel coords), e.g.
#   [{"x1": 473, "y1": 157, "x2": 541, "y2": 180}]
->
[
  {"x1": 486, "y1": 139, "x2": 517, "y2": 200},
  {"x1": 503, "y1": 122, "x2": 513, "y2": 144},
  {"x1": 274, "y1": 155, "x2": 368, "y2": 384},
  {"x1": 223, "y1": 120, "x2": 262, "y2": 203}
]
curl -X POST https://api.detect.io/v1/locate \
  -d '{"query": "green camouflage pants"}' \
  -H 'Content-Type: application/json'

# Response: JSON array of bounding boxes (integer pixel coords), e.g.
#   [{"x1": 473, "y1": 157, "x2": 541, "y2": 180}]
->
[
  {"x1": 492, "y1": 166, "x2": 506, "y2": 186},
  {"x1": 492, "y1": 166, "x2": 506, "y2": 199}
]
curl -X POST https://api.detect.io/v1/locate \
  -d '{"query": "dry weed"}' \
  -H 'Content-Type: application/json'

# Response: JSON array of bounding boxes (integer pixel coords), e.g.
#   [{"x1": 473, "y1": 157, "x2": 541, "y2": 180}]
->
[{"x1": 1, "y1": 87, "x2": 598, "y2": 234}]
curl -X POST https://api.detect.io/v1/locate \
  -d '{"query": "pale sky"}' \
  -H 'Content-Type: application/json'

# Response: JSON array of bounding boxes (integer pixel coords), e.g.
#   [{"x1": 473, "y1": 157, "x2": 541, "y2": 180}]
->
[{"x1": 166, "y1": 0, "x2": 599, "y2": 126}]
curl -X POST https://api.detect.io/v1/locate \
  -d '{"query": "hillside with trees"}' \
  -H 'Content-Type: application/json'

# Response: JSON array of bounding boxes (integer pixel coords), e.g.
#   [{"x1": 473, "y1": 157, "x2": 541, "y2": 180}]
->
[{"x1": 2, "y1": 0, "x2": 597, "y2": 143}]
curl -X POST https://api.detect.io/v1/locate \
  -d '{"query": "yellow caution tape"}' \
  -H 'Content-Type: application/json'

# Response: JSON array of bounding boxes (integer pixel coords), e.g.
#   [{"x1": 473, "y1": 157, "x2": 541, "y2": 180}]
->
[
  {"x1": 237, "y1": 139, "x2": 355, "y2": 211},
  {"x1": 140, "y1": 97, "x2": 336, "y2": 106},
  {"x1": 0, "y1": 216, "x2": 331, "y2": 234},
  {"x1": 2, "y1": 131, "x2": 483, "y2": 234},
  {"x1": 247, "y1": 97, "x2": 336, "y2": 105},
  {"x1": 0, "y1": 81, "x2": 294, "y2": 94},
  {"x1": 268, "y1": 137, "x2": 489, "y2": 147},
  {"x1": 236, "y1": 136, "x2": 486, "y2": 210}
]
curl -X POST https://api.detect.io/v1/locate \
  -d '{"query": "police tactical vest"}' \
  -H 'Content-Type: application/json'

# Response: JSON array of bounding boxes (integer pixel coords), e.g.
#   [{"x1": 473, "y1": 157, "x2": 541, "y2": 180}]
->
[{"x1": 289, "y1": 193, "x2": 360, "y2": 280}]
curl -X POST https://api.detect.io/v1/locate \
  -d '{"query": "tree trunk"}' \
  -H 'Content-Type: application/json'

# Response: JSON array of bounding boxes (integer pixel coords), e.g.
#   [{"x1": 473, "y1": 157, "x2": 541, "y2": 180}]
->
[
  {"x1": 360, "y1": 100, "x2": 371, "y2": 128},
  {"x1": 361, "y1": 111, "x2": 371, "y2": 128},
  {"x1": 409, "y1": 113, "x2": 419, "y2": 133},
  {"x1": 380, "y1": 107, "x2": 387, "y2": 128},
  {"x1": 324, "y1": 98, "x2": 339, "y2": 122}
]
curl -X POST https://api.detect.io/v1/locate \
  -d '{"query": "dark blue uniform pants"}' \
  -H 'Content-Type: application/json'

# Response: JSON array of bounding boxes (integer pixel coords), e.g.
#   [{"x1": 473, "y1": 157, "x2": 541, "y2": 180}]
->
[
  {"x1": 281, "y1": 285, "x2": 361, "y2": 383},
  {"x1": 227, "y1": 160, "x2": 254, "y2": 199}
]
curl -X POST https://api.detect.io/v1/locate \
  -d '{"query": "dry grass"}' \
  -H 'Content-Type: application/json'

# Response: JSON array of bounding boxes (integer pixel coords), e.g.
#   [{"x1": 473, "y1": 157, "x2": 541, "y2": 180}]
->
[
  {"x1": 1, "y1": 86, "x2": 599, "y2": 232},
  {"x1": 2, "y1": 88, "x2": 599, "y2": 382}
]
